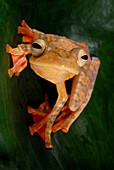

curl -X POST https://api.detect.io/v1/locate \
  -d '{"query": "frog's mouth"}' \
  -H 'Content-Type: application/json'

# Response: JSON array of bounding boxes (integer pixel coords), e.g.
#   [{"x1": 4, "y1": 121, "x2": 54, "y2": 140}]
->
[
  {"x1": 29, "y1": 55, "x2": 80, "y2": 75},
  {"x1": 29, "y1": 60, "x2": 77, "y2": 84}
]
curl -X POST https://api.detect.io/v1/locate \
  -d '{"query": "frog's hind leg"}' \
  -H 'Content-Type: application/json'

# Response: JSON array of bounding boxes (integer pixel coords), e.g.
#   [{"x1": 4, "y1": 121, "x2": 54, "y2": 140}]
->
[{"x1": 52, "y1": 57, "x2": 100, "y2": 133}]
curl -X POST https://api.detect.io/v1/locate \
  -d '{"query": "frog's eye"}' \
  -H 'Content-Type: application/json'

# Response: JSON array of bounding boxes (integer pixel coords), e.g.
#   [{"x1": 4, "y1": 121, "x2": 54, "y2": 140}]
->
[
  {"x1": 31, "y1": 39, "x2": 46, "y2": 57},
  {"x1": 77, "y1": 49, "x2": 88, "y2": 67}
]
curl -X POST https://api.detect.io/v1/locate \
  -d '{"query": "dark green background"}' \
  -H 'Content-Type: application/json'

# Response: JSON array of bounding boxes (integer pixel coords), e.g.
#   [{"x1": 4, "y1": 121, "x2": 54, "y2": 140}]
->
[{"x1": 0, "y1": 0, "x2": 114, "y2": 169}]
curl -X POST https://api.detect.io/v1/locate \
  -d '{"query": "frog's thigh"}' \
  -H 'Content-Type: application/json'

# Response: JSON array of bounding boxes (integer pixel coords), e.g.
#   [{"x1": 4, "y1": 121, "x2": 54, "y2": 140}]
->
[
  {"x1": 69, "y1": 57, "x2": 100, "y2": 112},
  {"x1": 45, "y1": 81, "x2": 68, "y2": 148},
  {"x1": 62, "y1": 57, "x2": 100, "y2": 132}
]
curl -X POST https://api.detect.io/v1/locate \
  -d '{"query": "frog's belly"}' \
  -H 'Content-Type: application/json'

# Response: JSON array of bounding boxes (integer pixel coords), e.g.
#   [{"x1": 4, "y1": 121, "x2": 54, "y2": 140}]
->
[{"x1": 30, "y1": 63, "x2": 73, "y2": 83}]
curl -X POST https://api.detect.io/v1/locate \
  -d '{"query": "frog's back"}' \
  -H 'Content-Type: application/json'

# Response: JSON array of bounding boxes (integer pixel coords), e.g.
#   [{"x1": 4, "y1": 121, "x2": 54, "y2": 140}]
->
[
  {"x1": 33, "y1": 29, "x2": 88, "y2": 52},
  {"x1": 46, "y1": 34, "x2": 87, "y2": 52}
]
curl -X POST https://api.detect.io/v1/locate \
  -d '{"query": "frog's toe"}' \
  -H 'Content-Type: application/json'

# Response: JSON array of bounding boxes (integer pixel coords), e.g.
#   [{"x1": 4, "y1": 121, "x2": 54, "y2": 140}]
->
[
  {"x1": 18, "y1": 26, "x2": 26, "y2": 34},
  {"x1": 18, "y1": 20, "x2": 33, "y2": 37},
  {"x1": 52, "y1": 121, "x2": 66, "y2": 133},
  {"x1": 45, "y1": 143, "x2": 53, "y2": 149},
  {"x1": 28, "y1": 94, "x2": 51, "y2": 121},
  {"x1": 52, "y1": 118, "x2": 70, "y2": 134},
  {"x1": 23, "y1": 35, "x2": 33, "y2": 43},
  {"x1": 6, "y1": 44, "x2": 12, "y2": 53},
  {"x1": 21, "y1": 20, "x2": 26, "y2": 27},
  {"x1": 29, "y1": 126, "x2": 34, "y2": 136},
  {"x1": 28, "y1": 105, "x2": 48, "y2": 124},
  {"x1": 61, "y1": 127, "x2": 69, "y2": 133},
  {"x1": 18, "y1": 20, "x2": 27, "y2": 33},
  {"x1": 29, "y1": 115, "x2": 53, "y2": 148},
  {"x1": 8, "y1": 68, "x2": 15, "y2": 78},
  {"x1": 52, "y1": 108, "x2": 71, "y2": 133}
]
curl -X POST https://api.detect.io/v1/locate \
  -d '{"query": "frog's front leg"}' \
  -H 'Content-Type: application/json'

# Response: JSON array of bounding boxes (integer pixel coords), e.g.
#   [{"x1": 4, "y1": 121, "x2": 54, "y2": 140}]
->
[
  {"x1": 18, "y1": 20, "x2": 46, "y2": 43},
  {"x1": 6, "y1": 44, "x2": 31, "y2": 77},
  {"x1": 29, "y1": 81, "x2": 68, "y2": 148},
  {"x1": 52, "y1": 57, "x2": 100, "y2": 133},
  {"x1": 18, "y1": 20, "x2": 35, "y2": 44}
]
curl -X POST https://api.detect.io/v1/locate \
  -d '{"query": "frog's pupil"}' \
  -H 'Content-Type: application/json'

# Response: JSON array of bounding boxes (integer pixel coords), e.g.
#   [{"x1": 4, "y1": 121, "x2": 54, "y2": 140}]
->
[
  {"x1": 32, "y1": 43, "x2": 42, "y2": 49},
  {"x1": 81, "y1": 55, "x2": 88, "y2": 60}
]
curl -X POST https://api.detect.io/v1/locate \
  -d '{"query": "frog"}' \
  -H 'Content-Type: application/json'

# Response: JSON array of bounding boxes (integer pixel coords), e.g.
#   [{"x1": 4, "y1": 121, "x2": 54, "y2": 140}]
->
[{"x1": 6, "y1": 20, "x2": 100, "y2": 148}]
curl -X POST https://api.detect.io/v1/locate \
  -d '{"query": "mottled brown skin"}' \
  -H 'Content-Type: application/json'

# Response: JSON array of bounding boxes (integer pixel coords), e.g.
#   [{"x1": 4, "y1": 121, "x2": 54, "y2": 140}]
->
[{"x1": 6, "y1": 20, "x2": 100, "y2": 148}]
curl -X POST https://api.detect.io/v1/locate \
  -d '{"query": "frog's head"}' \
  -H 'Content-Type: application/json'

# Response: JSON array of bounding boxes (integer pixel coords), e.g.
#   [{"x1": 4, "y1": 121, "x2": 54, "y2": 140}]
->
[{"x1": 29, "y1": 39, "x2": 90, "y2": 76}]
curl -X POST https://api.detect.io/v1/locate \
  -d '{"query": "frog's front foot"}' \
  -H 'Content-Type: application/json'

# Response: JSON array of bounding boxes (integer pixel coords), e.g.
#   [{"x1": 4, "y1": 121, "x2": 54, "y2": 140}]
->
[
  {"x1": 28, "y1": 94, "x2": 53, "y2": 148},
  {"x1": 29, "y1": 114, "x2": 53, "y2": 148},
  {"x1": 6, "y1": 44, "x2": 29, "y2": 77},
  {"x1": 18, "y1": 20, "x2": 34, "y2": 44}
]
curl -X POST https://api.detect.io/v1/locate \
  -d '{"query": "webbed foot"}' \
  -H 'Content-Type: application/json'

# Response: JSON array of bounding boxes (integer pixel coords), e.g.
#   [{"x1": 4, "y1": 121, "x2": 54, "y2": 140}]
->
[
  {"x1": 18, "y1": 20, "x2": 35, "y2": 44},
  {"x1": 6, "y1": 43, "x2": 32, "y2": 77},
  {"x1": 28, "y1": 94, "x2": 53, "y2": 147}
]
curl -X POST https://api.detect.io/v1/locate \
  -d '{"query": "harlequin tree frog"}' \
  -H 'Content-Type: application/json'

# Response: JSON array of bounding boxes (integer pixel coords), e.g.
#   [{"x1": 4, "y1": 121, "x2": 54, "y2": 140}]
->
[{"x1": 6, "y1": 20, "x2": 100, "y2": 148}]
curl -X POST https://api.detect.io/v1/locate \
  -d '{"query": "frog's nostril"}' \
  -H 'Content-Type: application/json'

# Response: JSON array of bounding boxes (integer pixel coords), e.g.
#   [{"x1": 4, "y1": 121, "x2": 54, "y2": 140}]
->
[{"x1": 32, "y1": 43, "x2": 42, "y2": 49}]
